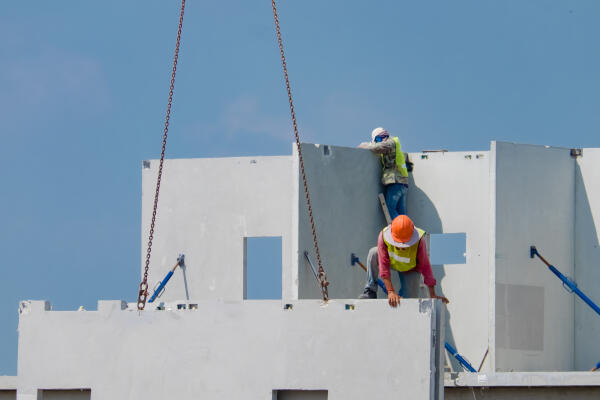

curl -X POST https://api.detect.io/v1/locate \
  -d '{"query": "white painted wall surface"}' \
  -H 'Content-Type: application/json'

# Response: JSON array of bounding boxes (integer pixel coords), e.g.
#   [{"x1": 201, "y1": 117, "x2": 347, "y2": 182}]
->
[
  {"x1": 574, "y1": 148, "x2": 600, "y2": 370},
  {"x1": 408, "y1": 150, "x2": 492, "y2": 373},
  {"x1": 494, "y1": 142, "x2": 575, "y2": 371},
  {"x1": 17, "y1": 299, "x2": 443, "y2": 400},
  {"x1": 295, "y1": 144, "x2": 387, "y2": 299},
  {"x1": 141, "y1": 156, "x2": 293, "y2": 302}
]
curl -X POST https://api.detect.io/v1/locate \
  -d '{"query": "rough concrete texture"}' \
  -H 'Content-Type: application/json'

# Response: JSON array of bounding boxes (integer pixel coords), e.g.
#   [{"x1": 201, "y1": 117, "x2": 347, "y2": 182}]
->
[
  {"x1": 17, "y1": 299, "x2": 444, "y2": 400},
  {"x1": 141, "y1": 156, "x2": 294, "y2": 302},
  {"x1": 574, "y1": 148, "x2": 600, "y2": 371},
  {"x1": 493, "y1": 142, "x2": 575, "y2": 371}
]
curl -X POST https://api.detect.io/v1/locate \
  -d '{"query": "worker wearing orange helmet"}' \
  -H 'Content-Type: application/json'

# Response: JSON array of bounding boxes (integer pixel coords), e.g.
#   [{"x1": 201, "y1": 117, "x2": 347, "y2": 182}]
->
[{"x1": 359, "y1": 215, "x2": 449, "y2": 307}]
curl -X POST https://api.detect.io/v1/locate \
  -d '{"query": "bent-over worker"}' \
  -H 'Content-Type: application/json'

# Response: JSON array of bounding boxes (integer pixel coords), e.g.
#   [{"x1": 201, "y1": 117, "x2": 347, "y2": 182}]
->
[
  {"x1": 359, "y1": 215, "x2": 449, "y2": 307},
  {"x1": 358, "y1": 127, "x2": 412, "y2": 219}
]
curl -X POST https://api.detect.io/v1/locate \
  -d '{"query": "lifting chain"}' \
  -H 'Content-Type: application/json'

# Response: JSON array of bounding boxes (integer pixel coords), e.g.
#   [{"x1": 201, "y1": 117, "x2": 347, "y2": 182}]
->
[
  {"x1": 137, "y1": 0, "x2": 187, "y2": 311},
  {"x1": 271, "y1": 0, "x2": 329, "y2": 301}
]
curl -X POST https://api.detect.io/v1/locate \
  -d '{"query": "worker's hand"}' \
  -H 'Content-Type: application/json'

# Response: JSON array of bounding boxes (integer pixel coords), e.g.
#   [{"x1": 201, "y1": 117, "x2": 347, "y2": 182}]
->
[
  {"x1": 388, "y1": 292, "x2": 402, "y2": 308},
  {"x1": 433, "y1": 295, "x2": 449, "y2": 304}
]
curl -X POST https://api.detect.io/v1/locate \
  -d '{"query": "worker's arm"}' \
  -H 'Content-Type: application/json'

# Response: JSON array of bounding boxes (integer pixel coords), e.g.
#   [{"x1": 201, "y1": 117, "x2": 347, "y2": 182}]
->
[
  {"x1": 416, "y1": 240, "x2": 449, "y2": 304},
  {"x1": 377, "y1": 232, "x2": 402, "y2": 307},
  {"x1": 357, "y1": 140, "x2": 395, "y2": 154},
  {"x1": 383, "y1": 277, "x2": 401, "y2": 307}
]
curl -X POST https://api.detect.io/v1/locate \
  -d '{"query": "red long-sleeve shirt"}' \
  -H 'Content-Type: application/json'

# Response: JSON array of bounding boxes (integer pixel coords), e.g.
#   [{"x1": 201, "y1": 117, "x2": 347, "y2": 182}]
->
[{"x1": 377, "y1": 231, "x2": 437, "y2": 287}]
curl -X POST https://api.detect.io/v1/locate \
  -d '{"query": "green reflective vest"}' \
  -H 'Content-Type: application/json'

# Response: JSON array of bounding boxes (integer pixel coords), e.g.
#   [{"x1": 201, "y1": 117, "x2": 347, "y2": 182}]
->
[
  {"x1": 381, "y1": 136, "x2": 408, "y2": 178},
  {"x1": 382, "y1": 227, "x2": 426, "y2": 272}
]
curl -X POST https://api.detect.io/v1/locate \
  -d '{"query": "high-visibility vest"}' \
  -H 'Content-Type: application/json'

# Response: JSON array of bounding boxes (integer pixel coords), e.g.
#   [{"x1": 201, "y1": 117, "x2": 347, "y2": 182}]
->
[
  {"x1": 382, "y1": 226, "x2": 426, "y2": 272},
  {"x1": 381, "y1": 136, "x2": 408, "y2": 178}
]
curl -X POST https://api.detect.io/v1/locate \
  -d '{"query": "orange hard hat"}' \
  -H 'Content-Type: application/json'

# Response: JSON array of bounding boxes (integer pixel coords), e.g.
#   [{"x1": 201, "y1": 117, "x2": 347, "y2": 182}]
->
[{"x1": 391, "y1": 215, "x2": 414, "y2": 243}]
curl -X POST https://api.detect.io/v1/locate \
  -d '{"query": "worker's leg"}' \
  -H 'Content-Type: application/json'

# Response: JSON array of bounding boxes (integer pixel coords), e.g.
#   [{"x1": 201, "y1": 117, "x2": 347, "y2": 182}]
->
[
  {"x1": 385, "y1": 183, "x2": 407, "y2": 220},
  {"x1": 395, "y1": 183, "x2": 408, "y2": 216},
  {"x1": 359, "y1": 246, "x2": 379, "y2": 298},
  {"x1": 398, "y1": 271, "x2": 421, "y2": 298}
]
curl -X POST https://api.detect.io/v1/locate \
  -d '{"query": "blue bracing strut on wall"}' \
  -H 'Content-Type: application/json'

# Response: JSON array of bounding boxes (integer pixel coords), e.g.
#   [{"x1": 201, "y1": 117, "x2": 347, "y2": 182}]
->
[
  {"x1": 445, "y1": 342, "x2": 477, "y2": 372},
  {"x1": 148, "y1": 254, "x2": 185, "y2": 303},
  {"x1": 530, "y1": 246, "x2": 600, "y2": 317},
  {"x1": 148, "y1": 270, "x2": 174, "y2": 303}
]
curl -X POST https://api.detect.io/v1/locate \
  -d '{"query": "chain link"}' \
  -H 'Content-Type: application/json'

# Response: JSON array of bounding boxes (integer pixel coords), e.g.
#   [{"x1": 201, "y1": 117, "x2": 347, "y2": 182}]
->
[
  {"x1": 271, "y1": 0, "x2": 329, "y2": 301},
  {"x1": 137, "y1": 0, "x2": 187, "y2": 311}
]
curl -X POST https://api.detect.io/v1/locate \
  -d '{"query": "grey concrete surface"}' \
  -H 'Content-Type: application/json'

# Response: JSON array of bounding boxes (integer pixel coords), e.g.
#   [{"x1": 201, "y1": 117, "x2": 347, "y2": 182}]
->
[
  {"x1": 17, "y1": 299, "x2": 443, "y2": 400},
  {"x1": 141, "y1": 156, "x2": 294, "y2": 302},
  {"x1": 408, "y1": 149, "x2": 492, "y2": 373},
  {"x1": 446, "y1": 371, "x2": 600, "y2": 386},
  {"x1": 574, "y1": 148, "x2": 600, "y2": 371},
  {"x1": 295, "y1": 144, "x2": 387, "y2": 300},
  {"x1": 494, "y1": 142, "x2": 575, "y2": 371}
]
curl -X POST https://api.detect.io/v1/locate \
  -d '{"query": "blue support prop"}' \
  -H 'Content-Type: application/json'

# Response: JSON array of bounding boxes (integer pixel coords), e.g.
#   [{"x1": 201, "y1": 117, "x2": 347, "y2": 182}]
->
[
  {"x1": 530, "y1": 246, "x2": 600, "y2": 317},
  {"x1": 148, "y1": 271, "x2": 174, "y2": 303},
  {"x1": 445, "y1": 342, "x2": 477, "y2": 372},
  {"x1": 148, "y1": 254, "x2": 185, "y2": 303}
]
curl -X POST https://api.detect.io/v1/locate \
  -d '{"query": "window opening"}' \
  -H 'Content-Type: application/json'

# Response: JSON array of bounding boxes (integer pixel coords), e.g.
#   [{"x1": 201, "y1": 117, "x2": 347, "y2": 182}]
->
[{"x1": 244, "y1": 237, "x2": 282, "y2": 299}]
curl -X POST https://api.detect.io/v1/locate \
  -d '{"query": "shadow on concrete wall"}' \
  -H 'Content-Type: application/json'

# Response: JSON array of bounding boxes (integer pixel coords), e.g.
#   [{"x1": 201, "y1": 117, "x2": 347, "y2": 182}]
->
[
  {"x1": 574, "y1": 162, "x2": 600, "y2": 370},
  {"x1": 407, "y1": 177, "x2": 463, "y2": 371}
]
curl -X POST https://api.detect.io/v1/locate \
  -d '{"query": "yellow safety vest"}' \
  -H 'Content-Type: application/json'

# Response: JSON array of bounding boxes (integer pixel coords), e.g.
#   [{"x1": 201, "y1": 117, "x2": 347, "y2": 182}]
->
[
  {"x1": 382, "y1": 227, "x2": 426, "y2": 272},
  {"x1": 381, "y1": 137, "x2": 408, "y2": 178}
]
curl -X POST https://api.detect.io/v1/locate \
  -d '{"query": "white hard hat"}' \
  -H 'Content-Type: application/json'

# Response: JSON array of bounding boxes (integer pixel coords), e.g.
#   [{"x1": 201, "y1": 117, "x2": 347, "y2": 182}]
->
[{"x1": 371, "y1": 127, "x2": 388, "y2": 142}]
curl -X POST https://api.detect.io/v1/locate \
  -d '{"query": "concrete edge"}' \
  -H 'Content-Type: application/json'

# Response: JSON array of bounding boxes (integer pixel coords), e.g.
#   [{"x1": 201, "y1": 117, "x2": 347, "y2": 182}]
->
[{"x1": 445, "y1": 372, "x2": 600, "y2": 387}]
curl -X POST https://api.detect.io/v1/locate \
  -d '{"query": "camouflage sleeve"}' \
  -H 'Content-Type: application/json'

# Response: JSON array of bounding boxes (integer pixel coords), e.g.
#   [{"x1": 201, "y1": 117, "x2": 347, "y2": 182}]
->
[{"x1": 365, "y1": 140, "x2": 395, "y2": 155}]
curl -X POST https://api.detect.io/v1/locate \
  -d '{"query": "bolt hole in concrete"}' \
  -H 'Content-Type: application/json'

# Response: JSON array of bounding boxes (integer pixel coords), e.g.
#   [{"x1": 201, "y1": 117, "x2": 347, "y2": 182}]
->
[
  {"x1": 244, "y1": 237, "x2": 282, "y2": 300},
  {"x1": 345, "y1": 304, "x2": 355, "y2": 310},
  {"x1": 273, "y1": 390, "x2": 328, "y2": 400},
  {"x1": 188, "y1": 304, "x2": 198, "y2": 310},
  {"x1": 177, "y1": 304, "x2": 186, "y2": 310},
  {"x1": 284, "y1": 304, "x2": 293, "y2": 310},
  {"x1": 429, "y1": 233, "x2": 467, "y2": 265}
]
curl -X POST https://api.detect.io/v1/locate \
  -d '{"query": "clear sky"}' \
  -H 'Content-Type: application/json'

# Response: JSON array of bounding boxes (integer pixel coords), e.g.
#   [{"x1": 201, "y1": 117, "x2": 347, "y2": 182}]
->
[{"x1": 1, "y1": 1, "x2": 599, "y2": 374}]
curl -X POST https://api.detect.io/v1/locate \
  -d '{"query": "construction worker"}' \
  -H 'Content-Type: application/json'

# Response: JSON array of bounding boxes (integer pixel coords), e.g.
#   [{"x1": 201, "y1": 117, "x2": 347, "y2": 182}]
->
[
  {"x1": 358, "y1": 127, "x2": 412, "y2": 219},
  {"x1": 359, "y1": 215, "x2": 449, "y2": 307}
]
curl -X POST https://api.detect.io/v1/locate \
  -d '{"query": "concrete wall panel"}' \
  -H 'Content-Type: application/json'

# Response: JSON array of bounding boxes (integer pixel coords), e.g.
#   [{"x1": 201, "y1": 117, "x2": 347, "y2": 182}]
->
[
  {"x1": 141, "y1": 156, "x2": 293, "y2": 302},
  {"x1": 494, "y1": 142, "x2": 575, "y2": 371},
  {"x1": 17, "y1": 300, "x2": 443, "y2": 400},
  {"x1": 574, "y1": 148, "x2": 600, "y2": 370},
  {"x1": 295, "y1": 144, "x2": 386, "y2": 299},
  {"x1": 408, "y1": 150, "x2": 492, "y2": 373}
]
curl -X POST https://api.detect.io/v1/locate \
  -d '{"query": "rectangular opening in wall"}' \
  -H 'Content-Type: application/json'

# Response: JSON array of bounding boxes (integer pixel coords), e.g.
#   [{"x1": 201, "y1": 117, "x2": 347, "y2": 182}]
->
[
  {"x1": 244, "y1": 236, "x2": 282, "y2": 300},
  {"x1": 273, "y1": 390, "x2": 328, "y2": 400},
  {"x1": 0, "y1": 390, "x2": 16, "y2": 400},
  {"x1": 429, "y1": 233, "x2": 466, "y2": 265},
  {"x1": 38, "y1": 389, "x2": 91, "y2": 400}
]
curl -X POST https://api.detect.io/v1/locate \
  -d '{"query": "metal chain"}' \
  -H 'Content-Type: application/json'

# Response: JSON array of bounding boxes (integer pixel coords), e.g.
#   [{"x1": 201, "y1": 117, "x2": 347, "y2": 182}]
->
[
  {"x1": 271, "y1": 0, "x2": 329, "y2": 301},
  {"x1": 137, "y1": 0, "x2": 187, "y2": 311}
]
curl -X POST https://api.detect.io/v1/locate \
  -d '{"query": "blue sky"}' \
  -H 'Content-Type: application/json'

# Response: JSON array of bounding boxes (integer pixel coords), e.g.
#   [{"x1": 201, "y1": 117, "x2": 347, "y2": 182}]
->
[{"x1": 1, "y1": 1, "x2": 599, "y2": 374}]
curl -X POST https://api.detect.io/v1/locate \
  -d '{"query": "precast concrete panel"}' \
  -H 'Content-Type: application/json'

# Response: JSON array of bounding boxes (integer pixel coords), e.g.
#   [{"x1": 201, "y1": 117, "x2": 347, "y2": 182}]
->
[
  {"x1": 141, "y1": 156, "x2": 293, "y2": 302},
  {"x1": 295, "y1": 144, "x2": 387, "y2": 299},
  {"x1": 17, "y1": 299, "x2": 443, "y2": 400},
  {"x1": 407, "y1": 150, "x2": 492, "y2": 373},
  {"x1": 494, "y1": 142, "x2": 575, "y2": 371},
  {"x1": 574, "y1": 148, "x2": 600, "y2": 370}
]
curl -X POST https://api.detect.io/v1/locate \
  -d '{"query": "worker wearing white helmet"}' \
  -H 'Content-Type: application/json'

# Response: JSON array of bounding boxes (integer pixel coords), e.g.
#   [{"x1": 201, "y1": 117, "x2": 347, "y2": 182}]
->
[{"x1": 358, "y1": 127, "x2": 412, "y2": 219}]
